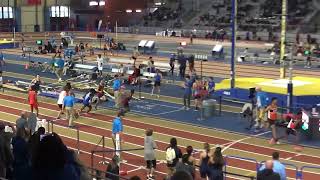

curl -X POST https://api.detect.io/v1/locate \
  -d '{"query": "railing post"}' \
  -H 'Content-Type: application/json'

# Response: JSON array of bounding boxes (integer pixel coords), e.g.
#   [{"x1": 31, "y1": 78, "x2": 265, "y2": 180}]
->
[
  {"x1": 51, "y1": 120, "x2": 54, "y2": 133},
  {"x1": 47, "y1": 120, "x2": 50, "y2": 133},
  {"x1": 91, "y1": 151, "x2": 94, "y2": 177},
  {"x1": 102, "y1": 136, "x2": 105, "y2": 162},
  {"x1": 219, "y1": 96, "x2": 222, "y2": 116},
  {"x1": 77, "y1": 128, "x2": 80, "y2": 154}
]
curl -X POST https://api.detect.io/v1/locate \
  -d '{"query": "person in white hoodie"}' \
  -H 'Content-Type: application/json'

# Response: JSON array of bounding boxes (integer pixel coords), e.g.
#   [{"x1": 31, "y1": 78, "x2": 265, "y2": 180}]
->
[{"x1": 56, "y1": 86, "x2": 69, "y2": 119}]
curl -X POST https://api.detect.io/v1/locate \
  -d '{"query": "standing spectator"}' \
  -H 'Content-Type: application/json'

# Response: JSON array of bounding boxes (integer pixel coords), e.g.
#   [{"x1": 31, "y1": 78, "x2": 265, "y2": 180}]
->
[
  {"x1": 105, "y1": 155, "x2": 120, "y2": 180},
  {"x1": 151, "y1": 70, "x2": 162, "y2": 98},
  {"x1": 63, "y1": 92, "x2": 76, "y2": 127},
  {"x1": 259, "y1": 152, "x2": 286, "y2": 180},
  {"x1": 12, "y1": 128, "x2": 31, "y2": 180},
  {"x1": 79, "y1": 42, "x2": 85, "y2": 64},
  {"x1": 257, "y1": 160, "x2": 280, "y2": 180},
  {"x1": 183, "y1": 75, "x2": 193, "y2": 110},
  {"x1": 193, "y1": 78, "x2": 204, "y2": 111},
  {"x1": 0, "y1": 71, "x2": 4, "y2": 92},
  {"x1": 144, "y1": 129, "x2": 157, "y2": 180},
  {"x1": 165, "y1": 138, "x2": 182, "y2": 179},
  {"x1": 178, "y1": 55, "x2": 186, "y2": 79},
  {"x1": 188, "y1": 55, "x2": 195, "y2": 72},
  {"x1": 0, "y1": 122, "x2": 14, "y2": 179},
  {"x1": 97, "y1": 54, "x2": 104, "y2": 77},
  {"x1": 16, "y1": 111, "x2": 28, "y2": 131},
  {"x1": 0, "y1": 51, "x2": 5, "y2": 72},
  {"x1": 30, "y1": 74, "x2": 42, "y2": 93},
  {"x1": 254, "y1": 87, "x2": 269, "y2": 130},
  {"x1": 169, "y1": 54, "x2": 176, "y2": 78},
  {"x1": 266, "y1": 97, "x2": 279, "y2": 145},
  {"x1": 27, "y1": 112, "x2": 37, "y2": 135},
  {"x1": 208, "y1": 147, "x2": 224, "y2": 180},
  {"x1": 190, "y1": 33, "x2": 193, "y2": 44},
  {"x1": 175, "y1": 146, "x2": 195, "y2": 179},
  {"x1": 207, "y1": 77, "x2": 215, "y2": 98},
  {"x1": 305, "y1": 55, "x2": 312, "y2": 68},
  {"x1": 199, "y1": 143, "x2": 211, "y2": 180},
  {"x1": 113, "y1": 75, "x2": 121, "y2": 108},
  {"x1": 28, "y1": 85, "x2": 39, "y2": 117}
]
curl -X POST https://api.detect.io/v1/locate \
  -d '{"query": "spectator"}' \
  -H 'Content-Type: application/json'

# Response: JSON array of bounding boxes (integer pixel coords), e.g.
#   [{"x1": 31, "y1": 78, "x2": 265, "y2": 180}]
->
[
  {"x1": 259, "y1": 152, "x2": 286, "y2": 180},
  {"x1": 144, "y1": 129, "x2": 157, "y2": 180},
  {"x1": 151, "y1": 70, "x2": 162, "y2": 98},
  {"x1": 54, "y1": 55, "x2": 64, "y2": 82},
  {"x1": 28, "y1": 127, "x2": 45, "y2": 169},
  {"x1": 32, "y1": 133, "x2": 84, "y2": 180},
  {"x1": 166, "y1": 138, "x2": 182, "y2": 179},
  {"x1": 27, "y1": 112, "x2": 37, "y2": 134},
  {"x1": 305, "y1": 55, "x2": 312, "y2": 68},
  {"x1": 30, "y1": 74, "x2": 42, "y2": 93},
  {"x1": 147, "y1": 57, "x2": 155, "y2": 73},
  {"x1": 257, "y1": 160, "x2": 280, "y2": 180},
  {"x1": 183, "y1": 75, "x2": 194, "y2": 110},
  {"x1": 171, "y1": 171, "x2": 193, "y2": 180},
  {"x1": 175, "y1": 146, "x2": 195, "y2": 179},
  {"x1": 199, "y1": 143, "x2": 211, "y2": 180},
  {"x1": 207, "y1": 77, "x2": 215, "y2": 98},
  {"x1": 97, "y1": 54, "x2": 104, "y2": 77},
  {"x1": 208, "y1": 147, "x2": 224, "y2": 180},
  {"x1": 105, "y1": 155, "x2": 119, "y2": 180},
  {"x1": 0, "y1": 122, "x2": 14, "y2": 179},
  {"x1": 169, "y1": 54, "x2": 176, "y2": 77},
  {"x1": 57, "y1": 85, "x2": 69, "y2": 119},
  {"x1": 178, "y1": 55, "x2": 187, "y2": 79},
  {"x1": 16, "y1": 111, "x2": 28, "y2": 130},
  {"x1": 11, "y1": 128, "x2": 31, "y2": 180}
]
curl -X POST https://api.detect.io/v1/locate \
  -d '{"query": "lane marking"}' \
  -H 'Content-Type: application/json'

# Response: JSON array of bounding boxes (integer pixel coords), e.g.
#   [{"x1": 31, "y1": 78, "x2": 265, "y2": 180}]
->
[
  {"x1": 285, "y1": 154, "x2": 301, "y2": 160},
  {"x1": 222, "y1": 131, "x2": 271, "y2": 152}
]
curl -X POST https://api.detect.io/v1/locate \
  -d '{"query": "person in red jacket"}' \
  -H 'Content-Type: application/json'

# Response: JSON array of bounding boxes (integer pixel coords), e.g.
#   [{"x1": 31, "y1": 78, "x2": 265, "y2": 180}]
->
[{"x1": 28, "y1": 85, "x2": 39, "y2": 116}]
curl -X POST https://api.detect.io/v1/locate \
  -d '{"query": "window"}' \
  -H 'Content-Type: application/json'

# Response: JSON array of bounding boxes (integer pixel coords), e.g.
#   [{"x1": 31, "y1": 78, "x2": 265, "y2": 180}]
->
[
  {"x1": 0, "y1": 7, "x2": 13, "y2": 19},
  {"x1": 50, "y1": 6, "x2": 69, "y2": 17}
]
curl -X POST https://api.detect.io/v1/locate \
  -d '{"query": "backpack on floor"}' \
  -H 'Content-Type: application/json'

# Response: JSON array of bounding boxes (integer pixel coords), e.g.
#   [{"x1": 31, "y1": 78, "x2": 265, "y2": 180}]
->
[{"x1": 166, "y1": 147, "x2": 176, "y2": 164}]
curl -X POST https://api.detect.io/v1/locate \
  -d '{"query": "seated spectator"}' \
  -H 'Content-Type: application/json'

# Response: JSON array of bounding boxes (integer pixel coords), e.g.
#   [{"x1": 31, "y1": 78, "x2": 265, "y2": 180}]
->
[
  {"x1": 105, "y1": 155, "x2": 119, "y2": 180},
  {"x1": 258, "y1": 160, "x2": 280, "y2": 180},
  {"x1": 16, "y1": 111, "x2": 28, "y2": 131},
  {"x1": 259, "y1": 152, "x2": 286, "y2": 180}
]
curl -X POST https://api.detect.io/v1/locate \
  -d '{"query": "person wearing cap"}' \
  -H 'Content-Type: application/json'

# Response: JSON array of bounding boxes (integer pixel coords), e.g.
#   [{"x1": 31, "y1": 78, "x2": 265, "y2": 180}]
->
[
  {"x1": 112, "y1": 111, "x2": 124, "y2": 161},
  {"x1": 113, "y1": 75, "x2": 121, "y2": 108}
]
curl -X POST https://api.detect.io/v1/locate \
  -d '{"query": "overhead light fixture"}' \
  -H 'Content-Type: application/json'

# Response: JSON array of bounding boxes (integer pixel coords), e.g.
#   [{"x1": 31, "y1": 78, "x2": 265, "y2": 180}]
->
[
  {"x1": 89, "y1": 1, "x2": 98, "y2": 6},
  {"x1": 126, "y1": 9, "x2": 132, "y2": 13},
  {"x1": 99, "y1": 1, "x2": 105, "y2": 6},
  {"x1": 155, "y1": 2, "x2": 162, "y2": 6},
  {"x1": 135, "y1": 9, "x2": 142, "y2": 13}
]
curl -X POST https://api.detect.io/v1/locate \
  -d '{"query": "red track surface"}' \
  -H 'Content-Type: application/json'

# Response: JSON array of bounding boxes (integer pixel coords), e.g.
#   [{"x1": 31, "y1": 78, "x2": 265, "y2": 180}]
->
[{"x1": 1, "y1": 94, "x2": 320, "y2": 179}]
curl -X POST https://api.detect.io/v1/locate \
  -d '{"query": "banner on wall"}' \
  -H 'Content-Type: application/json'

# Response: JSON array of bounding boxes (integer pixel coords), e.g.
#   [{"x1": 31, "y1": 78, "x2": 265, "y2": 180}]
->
[{"x1": 27, "y1": 0, "x2": 41, "y2": 5}]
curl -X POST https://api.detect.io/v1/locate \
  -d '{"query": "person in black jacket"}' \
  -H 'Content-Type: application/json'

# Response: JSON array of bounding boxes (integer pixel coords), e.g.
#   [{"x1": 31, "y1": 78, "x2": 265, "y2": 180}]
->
[{"x1": 257, "y1": 160, "x2": 280, "y2": 180}]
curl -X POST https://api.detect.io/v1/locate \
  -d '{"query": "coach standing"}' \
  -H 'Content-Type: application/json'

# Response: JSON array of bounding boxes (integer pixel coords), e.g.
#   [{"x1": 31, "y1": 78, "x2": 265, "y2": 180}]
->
[
  {"x1": 112, "y1": 111, "x2": 124, "y2": 161},
  {"x1": 113, "y1": 75, "x2": 121, "y2": 108},
  {"x1": 63, "y1": 92, "x2": 76, "y2": 127}
]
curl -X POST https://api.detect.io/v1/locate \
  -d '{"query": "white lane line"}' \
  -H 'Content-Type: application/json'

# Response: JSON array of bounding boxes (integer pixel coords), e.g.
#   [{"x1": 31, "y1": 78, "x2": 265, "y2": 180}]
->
[
  {"x1": 285, "y1": 154, "x2": 301, "y2": 160},
  {"x1": 222, "y1": 131, "x2": 271, "y2": 152}
]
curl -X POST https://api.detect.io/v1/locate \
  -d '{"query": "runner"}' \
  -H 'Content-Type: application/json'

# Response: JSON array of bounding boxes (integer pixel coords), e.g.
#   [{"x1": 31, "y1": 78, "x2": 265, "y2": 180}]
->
[
  {"x1": 112, "y1": 110, "x2": 124, "y2": 162},
  {"x1": 28, "y1": 85, "x2": 39, "y2": 117},
  {"x1": 151, "y1": 70, "x2": 162, "y2": 98},
  {"x1": 266, "y1": 97, "x2": 279, "y2": 145},
  {"x1": 80, "y1": 88, "x2": 96, "y2": 114},
  {"x1": 56, "y1": 86, "x2": 69, "y2": 119},
  {"x1": 95, "y1": 80, "x2": 107, "y2": 110}
]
